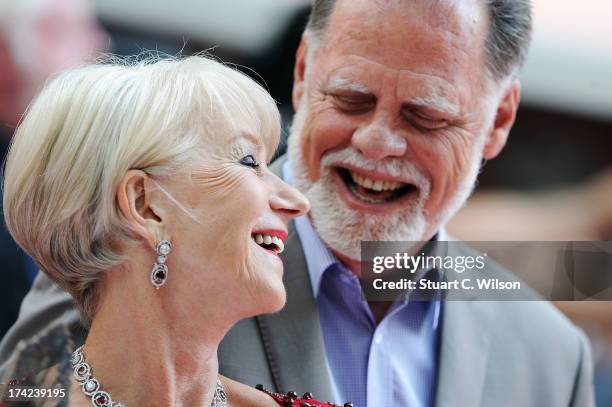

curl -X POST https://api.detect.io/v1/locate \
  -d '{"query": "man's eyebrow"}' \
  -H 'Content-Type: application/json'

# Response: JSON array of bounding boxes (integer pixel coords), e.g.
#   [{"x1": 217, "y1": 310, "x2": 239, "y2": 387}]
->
[
  {"x1": 406, "y1": 95, "x2": 460, "y2": 116},
  {"x1": 326, "y1": 76, "x2": 372, "y2": 94}
]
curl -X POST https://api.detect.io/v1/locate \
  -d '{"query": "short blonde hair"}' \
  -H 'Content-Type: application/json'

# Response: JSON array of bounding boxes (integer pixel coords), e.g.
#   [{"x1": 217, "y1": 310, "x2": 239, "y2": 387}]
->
[{"x1": 2, "y1": 54, "x2": 281, "y2": 326}]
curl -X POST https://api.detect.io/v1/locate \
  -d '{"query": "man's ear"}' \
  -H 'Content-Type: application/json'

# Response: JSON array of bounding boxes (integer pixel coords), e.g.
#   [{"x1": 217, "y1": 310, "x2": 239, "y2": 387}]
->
[
  {"x1": 292, "y1": 35, "x2": 309, "y2": 111},
  {"x1": 116, "y1": 170, "x2": 163, "y2": 250},
  {"x1": 483, "y1": 80, "x2": 520, "y2": 160}
]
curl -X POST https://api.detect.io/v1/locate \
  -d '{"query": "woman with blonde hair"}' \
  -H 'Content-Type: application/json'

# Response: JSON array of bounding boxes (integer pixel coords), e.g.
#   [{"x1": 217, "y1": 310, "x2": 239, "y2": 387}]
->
[{"x1": 1, "y1": 55, "x2": 345, "y2": 406}]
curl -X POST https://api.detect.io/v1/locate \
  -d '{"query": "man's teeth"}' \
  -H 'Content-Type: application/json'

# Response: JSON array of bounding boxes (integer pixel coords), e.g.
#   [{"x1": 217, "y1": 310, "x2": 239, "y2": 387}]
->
[
  {"x1": 349, "y1": 171, "x2": 403, "y2": 191},
  {"x1": 252, "y1": 234, "x2": 284, "y2": 254}
]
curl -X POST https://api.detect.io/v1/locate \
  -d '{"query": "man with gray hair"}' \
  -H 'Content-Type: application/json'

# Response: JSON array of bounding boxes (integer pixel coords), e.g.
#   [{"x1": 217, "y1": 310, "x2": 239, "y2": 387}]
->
[{"x1": 0, "y1": 0, "x2": 594, "y2": 406}]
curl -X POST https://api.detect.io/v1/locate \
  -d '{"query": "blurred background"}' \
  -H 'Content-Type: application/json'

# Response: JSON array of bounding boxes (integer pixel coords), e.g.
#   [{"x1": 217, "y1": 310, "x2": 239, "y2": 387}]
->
[{"x1": 0, "y1": 0, "x2": 610, "y2": 404}]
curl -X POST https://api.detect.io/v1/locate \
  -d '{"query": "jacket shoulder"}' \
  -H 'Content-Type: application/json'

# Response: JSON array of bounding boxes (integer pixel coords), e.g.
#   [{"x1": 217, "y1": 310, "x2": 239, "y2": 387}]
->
[{"x1": 0, "y1": 272, "x2": 83, "y2": 376}]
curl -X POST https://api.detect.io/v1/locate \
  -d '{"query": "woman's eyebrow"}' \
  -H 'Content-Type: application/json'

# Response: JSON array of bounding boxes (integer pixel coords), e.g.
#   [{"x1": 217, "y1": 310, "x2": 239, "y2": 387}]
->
[
  {"x1": 229, "y1": 132, "x2": 268, "y2": 157},
  {"x1": 230, "y1": 132, "x2": 262, "y2": 147}
]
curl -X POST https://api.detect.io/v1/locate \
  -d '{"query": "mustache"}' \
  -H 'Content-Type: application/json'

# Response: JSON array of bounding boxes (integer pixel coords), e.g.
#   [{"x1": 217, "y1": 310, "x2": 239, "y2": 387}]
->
[{"x1": 319, "y1": 147, "x2": 431, "y2": 194}]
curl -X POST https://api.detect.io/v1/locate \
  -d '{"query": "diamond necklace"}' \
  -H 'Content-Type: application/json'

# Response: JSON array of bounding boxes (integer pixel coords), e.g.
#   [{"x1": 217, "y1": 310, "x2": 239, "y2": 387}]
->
[{"x1": 71, "y1": 346, "x2": 227, "y2": 406}]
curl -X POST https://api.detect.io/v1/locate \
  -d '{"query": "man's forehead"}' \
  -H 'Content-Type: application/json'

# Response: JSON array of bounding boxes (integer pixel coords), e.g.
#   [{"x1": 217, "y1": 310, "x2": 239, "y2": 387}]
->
[
  {"x1": 315, "y1": 0, "x2": 487, "y2": 108},
  {"x1": 324, "y1": 0, "x2": 488, "y2": 66},
  {"x1": 333, "y1": 0, "x2": 485, "y2": 28}
]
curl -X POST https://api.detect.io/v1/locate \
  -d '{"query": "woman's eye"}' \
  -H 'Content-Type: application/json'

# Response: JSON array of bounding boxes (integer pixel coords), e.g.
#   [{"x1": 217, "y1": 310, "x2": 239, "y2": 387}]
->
[{"x1": 239, "y1": 154, "x2": 259, "y2": 168}]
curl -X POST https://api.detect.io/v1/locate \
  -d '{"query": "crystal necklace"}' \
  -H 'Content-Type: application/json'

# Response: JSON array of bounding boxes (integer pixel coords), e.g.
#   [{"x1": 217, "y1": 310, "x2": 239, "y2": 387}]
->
[{"x1": 71, "y1": 346, "x2": 227, "y2": 406}]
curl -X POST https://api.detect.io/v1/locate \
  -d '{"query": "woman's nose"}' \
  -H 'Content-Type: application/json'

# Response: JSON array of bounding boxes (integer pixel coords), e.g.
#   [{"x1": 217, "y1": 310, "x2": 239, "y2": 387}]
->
[{"x1": 270, "y1": 176, "x2": 310, "y2": 220}]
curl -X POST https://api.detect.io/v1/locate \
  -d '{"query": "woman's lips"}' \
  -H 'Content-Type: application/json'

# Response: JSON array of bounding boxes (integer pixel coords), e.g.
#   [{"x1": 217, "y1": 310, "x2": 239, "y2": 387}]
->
[
  {"x1": 251, "y1": 229, "x2": 287, "y2": 254},
  {"x1": 252, "y1": 229, "x2": 288, "y2": 242}
]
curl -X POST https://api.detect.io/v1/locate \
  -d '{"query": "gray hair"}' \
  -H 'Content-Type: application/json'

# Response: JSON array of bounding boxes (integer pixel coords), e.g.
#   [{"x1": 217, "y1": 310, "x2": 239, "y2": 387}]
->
[
  {"x1": 305, "y1": 0, "x2": 532, "y2": 80},
  {"x1": 3, "y1": 54, "x2": 280, "y2": 327}
]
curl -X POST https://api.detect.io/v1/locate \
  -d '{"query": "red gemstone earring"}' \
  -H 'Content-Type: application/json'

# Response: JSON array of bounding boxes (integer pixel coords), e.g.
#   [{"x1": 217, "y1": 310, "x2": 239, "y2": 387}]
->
[{"x1": 151, "y1": 240, "x2": 172, "y2": 289}]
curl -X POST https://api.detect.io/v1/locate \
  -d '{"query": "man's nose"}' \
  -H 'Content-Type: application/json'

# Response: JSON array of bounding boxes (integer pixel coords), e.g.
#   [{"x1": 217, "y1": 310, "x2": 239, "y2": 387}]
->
[
  {"x1": 351, "y1": 123, "x2": 407, "y2": 161},
  {"x1": 270, "y1": 176, "x2": 310, "y2": 220}
]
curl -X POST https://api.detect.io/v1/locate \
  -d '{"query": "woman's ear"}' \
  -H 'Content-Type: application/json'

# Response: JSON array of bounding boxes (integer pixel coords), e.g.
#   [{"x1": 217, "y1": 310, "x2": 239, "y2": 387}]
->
[
  {"x1": 292, "y1": 35, "x2": 309, "y2": 111},
  {"x1": 116, "y1": 170, "x2": 163, "y2": 249},
  {"x1": 483, "y1": 80, "x2": 521, "y2": 160}
]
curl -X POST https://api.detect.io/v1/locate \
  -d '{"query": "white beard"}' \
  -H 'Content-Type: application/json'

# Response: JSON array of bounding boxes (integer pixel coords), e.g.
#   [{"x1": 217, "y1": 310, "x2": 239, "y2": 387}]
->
[{"x1": 287, "y1": 96, "x2": 483, "y2": 261}]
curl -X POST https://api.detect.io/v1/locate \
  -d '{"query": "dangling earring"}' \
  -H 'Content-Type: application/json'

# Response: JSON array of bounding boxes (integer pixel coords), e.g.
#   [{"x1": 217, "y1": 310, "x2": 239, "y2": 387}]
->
[{"x1": 151, "y1": 240, "x2": 172, "y2": 289}]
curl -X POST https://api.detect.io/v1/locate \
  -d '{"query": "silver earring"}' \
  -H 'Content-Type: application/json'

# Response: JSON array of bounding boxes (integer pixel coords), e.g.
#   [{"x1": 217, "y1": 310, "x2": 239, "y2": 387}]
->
[{"x1": 151, "y1": 240, "x2": 172, "y2": 289}]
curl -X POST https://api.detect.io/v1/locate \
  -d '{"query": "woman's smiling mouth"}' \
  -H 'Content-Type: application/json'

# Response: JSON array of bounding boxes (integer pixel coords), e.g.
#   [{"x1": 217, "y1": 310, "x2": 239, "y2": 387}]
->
[{"x1": 251, "y1": 229, "x2": 287, "y2": 254}]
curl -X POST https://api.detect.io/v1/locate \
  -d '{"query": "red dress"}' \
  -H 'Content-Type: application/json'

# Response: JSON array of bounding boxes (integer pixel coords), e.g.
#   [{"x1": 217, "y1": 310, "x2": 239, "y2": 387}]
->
[{"x1": 256, "y1": 385, "x2": 354, "y2": 407}]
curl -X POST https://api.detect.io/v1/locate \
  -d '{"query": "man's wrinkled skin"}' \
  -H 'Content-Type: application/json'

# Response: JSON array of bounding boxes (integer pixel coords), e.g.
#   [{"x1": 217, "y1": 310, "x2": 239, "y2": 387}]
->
[{"x1": 288, "y1": 0, "x2": 520, "y2": 276}]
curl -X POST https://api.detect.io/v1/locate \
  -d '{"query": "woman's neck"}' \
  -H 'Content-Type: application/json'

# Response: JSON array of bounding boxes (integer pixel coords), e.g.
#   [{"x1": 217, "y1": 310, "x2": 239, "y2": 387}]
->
[{"x1": 77, "y1": 266, "x2": 232, "y2": 407}]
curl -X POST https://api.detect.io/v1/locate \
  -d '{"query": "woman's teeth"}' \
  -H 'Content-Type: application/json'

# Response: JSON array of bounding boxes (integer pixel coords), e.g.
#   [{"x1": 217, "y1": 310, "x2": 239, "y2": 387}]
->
[
  {"x1": 252, "y1": 233, "x2": 284, "y2": 254},
  {"x1": 350, "y1": 171, "x2": 403, "y2": 191}
]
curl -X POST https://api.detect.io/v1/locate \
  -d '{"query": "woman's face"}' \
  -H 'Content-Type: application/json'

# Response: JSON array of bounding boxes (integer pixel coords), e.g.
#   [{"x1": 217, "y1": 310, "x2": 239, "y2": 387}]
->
[{"x1": 157, "y1": 128, "x2": 309, "y2": 319}]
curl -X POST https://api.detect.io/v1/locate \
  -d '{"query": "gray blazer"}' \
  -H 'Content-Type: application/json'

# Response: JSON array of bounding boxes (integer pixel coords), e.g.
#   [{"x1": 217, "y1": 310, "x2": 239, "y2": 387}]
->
[{"x1": 0, "y1": 157, "x2": 594, "y2": 407}]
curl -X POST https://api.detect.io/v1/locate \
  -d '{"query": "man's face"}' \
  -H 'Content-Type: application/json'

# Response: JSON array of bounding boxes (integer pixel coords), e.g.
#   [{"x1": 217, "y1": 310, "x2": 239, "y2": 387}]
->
[{"x1": 289, "y1": 0, "x2": 511, "y2": 261}]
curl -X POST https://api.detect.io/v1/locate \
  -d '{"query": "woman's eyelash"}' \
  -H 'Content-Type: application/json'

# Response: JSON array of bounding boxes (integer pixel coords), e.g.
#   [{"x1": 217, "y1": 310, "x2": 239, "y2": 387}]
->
[{"x1": 239, "y1": 154, "x2": 260, "y2": 169}]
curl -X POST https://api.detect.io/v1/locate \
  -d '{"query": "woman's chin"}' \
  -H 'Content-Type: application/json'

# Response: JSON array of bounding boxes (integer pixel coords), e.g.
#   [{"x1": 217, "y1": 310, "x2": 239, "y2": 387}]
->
[
  {"x1": 270, "y1": 287, "x2": 287, "y2": 312},
  {"x1": 250, "y1": 240, "x2": 284, "y2": 277},
  {"x1": 246, "y1": 242, "x2": 287, "y2": 313},
  {"x1": 258, "y1": 283, "x2": 287, "y2": 314}
]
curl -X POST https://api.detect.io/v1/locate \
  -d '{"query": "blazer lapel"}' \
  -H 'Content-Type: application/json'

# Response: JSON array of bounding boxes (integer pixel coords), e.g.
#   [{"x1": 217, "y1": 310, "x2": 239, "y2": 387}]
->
[
  {"x1": 434, "y1": 300, "x2": 493, "y2": 407},
  {"x1": 256, "y1": 222, "x2": 334, "y2": 400},
  {"x1": 257, "y1": 153, "x2": 335, "y2": 400}
]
